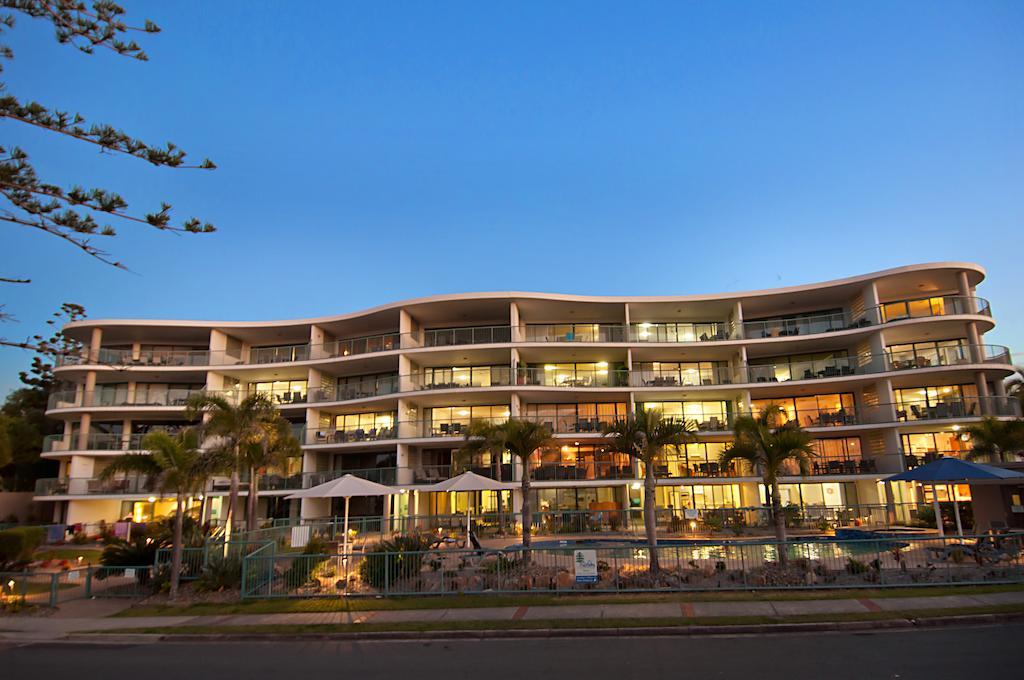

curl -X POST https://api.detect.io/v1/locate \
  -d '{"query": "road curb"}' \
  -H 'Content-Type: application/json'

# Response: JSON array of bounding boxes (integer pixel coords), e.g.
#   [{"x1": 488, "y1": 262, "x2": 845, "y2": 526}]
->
[{"x1": 56, "y1": 611, "x2": 1024, "y2": 644}]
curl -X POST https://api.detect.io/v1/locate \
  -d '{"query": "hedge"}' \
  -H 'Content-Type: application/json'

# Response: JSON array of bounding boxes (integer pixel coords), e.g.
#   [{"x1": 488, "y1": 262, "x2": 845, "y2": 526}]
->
[{"x1": 0, "y1": 526, "x2": 46, "y2": 568}]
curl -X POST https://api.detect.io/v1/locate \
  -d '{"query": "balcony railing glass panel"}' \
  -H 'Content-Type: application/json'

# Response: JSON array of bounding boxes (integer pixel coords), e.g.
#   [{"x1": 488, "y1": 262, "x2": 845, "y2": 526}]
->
[
  {"x1": 423, "y1": 326, "x2": 512, "y2": 346},
  {"x1": 414, "y1": 366, "x2": 514, "y2": 390},
  {"x1": 629, "y1": 322, "x2": 730, "y2": 342},
  {"x1": 308, "y1": 376, "x2": 400, "y2": 402},
  {"x1": 518, "y1": 367, "x2": 629, "y2": 388},
  {"x1": 522, "y1": 324, "x2": 627, "y2": 343},
  {"x1": 876, "y1": 295, "x2": 991, "y2": 322},
  {"x1": 318, "y1": 332, "x2": 402, "y2": 359},
  {"x1": 742, "y1": 311, "x2": 854, "y2": 339}
]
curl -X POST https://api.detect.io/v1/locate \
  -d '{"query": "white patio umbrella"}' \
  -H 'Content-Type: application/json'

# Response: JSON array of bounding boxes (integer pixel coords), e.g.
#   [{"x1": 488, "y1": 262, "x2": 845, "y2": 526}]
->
[
  {"x1": 287, "y1": 474, "x2": 398, "y2": 559},
  {"x1": 422, "y1": 471, "x2": 516, "y2": 548}
]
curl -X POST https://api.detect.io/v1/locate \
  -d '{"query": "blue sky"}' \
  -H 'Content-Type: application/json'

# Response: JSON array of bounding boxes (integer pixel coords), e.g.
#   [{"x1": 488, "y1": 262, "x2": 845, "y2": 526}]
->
[{"x1": 1, "y1": 1, "x2": 1022, "y2": 395}]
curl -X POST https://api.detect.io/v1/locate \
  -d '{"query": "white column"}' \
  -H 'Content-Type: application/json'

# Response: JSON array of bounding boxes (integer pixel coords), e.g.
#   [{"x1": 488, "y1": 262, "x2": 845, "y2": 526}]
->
[
  {"x1": 396, "y1": 443, "x2": 412, "y2": 484},
  {"x1": 859, "y1": 280, "x2": 883, "y2": 326},
  {"x1": 399, "y1": 354, "x2": 415, "y2": 393},
  {"x1": 88, "y1": 327, "x2": 103, "y2": 363},
  {"x1": 400, "y1": 308, "x2": 419, "y2": 348},
  {"x1": 310, "y1": 324, "x2": 329, "y2": 359},
  {"x1": 510, "y1": 301, "x2": 523, "y2": 342},
  {"x1": 731, "y1": 300, "x2": 744, "y2": 339}
]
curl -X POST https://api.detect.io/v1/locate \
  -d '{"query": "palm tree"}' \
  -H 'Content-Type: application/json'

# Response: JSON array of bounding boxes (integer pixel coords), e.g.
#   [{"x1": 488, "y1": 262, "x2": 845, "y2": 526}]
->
[
  {"x1": 601, "y1": 407, "x2": 696, "y2": 573},
  {"x1": 720, "y1": 405, "x2": 815, "y2": 557},
  {"x1": 99, "y1": 428, "x2": 215, "y2": 599},
  {"x1": 964, "y1": 417, "x2": 1024, "y2": 463},
  {"x1": 460, "y1": 418, "x2": 554, "y2": 559},
  {"x1": 185, "y1": 392, "x2": 279, "y2": 532},
  {"x1": 241, "y1": 418, "x2": 301, "y2": 531}
]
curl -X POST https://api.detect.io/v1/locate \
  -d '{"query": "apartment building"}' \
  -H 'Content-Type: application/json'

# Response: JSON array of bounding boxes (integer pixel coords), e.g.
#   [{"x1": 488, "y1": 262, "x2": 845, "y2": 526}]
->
[{"x1": 35, "y1": 262, "x2": 1019, "y2": 530}]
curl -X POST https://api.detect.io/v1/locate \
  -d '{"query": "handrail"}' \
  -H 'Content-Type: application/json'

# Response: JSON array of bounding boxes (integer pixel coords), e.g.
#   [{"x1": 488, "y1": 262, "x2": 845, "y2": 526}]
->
[{"x1": 422, "y1": 325, "x2": 512, "y2": 347}]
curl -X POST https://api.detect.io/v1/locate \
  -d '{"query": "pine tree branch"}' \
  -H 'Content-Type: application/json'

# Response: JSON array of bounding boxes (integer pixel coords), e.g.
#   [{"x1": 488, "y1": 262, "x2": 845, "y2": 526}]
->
[
  {"x1": 0, "y1": 105, "x2": 217, "y2": 169},
  {"x1": 0, "y1": 179, "x2": 212, "y2": 233},
  {"x1": 0, "y1": 210, "x2": 125, "y2": 268}
]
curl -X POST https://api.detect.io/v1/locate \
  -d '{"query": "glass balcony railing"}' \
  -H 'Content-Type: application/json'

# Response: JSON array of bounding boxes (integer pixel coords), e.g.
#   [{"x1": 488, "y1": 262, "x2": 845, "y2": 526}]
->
[
  {"x1": 34, "y1": 476, "x2": 157, "y2": 496},
  {"x1": 789, "y1": 458, "x2": 877, "y2": 476},
  {"x1": 46, "y1": 387, "x2": 206, "y2": 410},
  {"x1": 531, "y1": 460, "x2": 635, "y2": 481},
  {"x1": 41, "y1": 433, "x2": 147, "y2": 453},
  {"x1": 56, "y1": 348, "x2": 214, "y2": 367},
  {"x1": 517, "y1": 367, "x2": 630, "y2": 388},
  {"x1": 423, "y1": 326, "x2": 512, "y2": 346},
  {"x1": 629, "y1": 322, "x2": 731, "y2": 343},
  {"x1": 742, "y1": 407, "x2": 858, "y2": 428},
  {"x1": 308, "y1": 376, "x2": 400, "y2": 403},
  {"x1": 522, "y1": 324, "x2": 627, "y2": 343},
  {"x1": 317, "y1": 332, "x2": 402, "y2": 359},
  {"x1": 248, "y1": 344, "x2": 310, "y2": 364},
  {"x1": 413, "y1": 367, "x2": 514, "y2": 390},
  {"x1": 522, "y1": 414, "x2": 623, "y2": 434},
  {"x1": 893, "y1": 396, "x2": 1021, "y2": 422},
  {"x1": 886, "y1": 344, "x2": 1010, "y2": 371},
  {"x1": 875, "y1": 295, "x2": 991, "y2": 323},
  {"x1": 644, "y1": 460, "x2": 743, "y2": 479},
  {"x1": 742, "y1": 311, "x2": 857, "y2": 339},
  {"x1": 744, "y1": 356, "x2": 863, "y2": 383},
  {"x1": 630, "y1": 366, "x2": 735, "y2": 387},
  {"x1": 307, "y1": 426, "x2": 398, "y2": 445}
]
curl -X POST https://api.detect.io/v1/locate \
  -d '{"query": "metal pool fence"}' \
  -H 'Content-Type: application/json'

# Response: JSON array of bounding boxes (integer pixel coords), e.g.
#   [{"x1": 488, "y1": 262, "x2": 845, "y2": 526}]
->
[
  {"x1": 240, "y1": 533, "x2": 1024, "y2": 598},
  {"x1": 0, "y1": 566, "x2": 153, "y2": 606}
]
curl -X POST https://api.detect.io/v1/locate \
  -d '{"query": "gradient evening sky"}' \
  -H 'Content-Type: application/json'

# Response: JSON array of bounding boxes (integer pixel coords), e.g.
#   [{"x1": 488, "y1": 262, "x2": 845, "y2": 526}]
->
[{"x1": 1, "y1": 1, "x2": 1022, "y2": 395}]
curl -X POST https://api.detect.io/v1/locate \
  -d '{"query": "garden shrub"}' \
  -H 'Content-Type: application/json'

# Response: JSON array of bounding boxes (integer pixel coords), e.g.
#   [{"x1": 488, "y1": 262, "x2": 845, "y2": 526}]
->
[
  {"x1": 358, "y1": 534, "x2": 432, "y2": 589},
  {"x1": 0, "y1": 526, "x2": 45, "y2": 569}
]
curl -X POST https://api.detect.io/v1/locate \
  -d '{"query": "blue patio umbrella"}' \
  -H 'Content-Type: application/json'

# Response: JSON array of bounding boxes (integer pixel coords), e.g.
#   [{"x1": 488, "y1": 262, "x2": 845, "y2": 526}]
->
[{"x1": 889, "y1": 458, "x2": 1024, "y2": 536}]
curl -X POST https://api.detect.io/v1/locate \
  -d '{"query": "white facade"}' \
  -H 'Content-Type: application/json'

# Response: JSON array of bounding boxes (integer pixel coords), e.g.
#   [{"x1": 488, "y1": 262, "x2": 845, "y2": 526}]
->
[{"x1": 36, "y1": 262, "x2": 1018, "y2": 529}]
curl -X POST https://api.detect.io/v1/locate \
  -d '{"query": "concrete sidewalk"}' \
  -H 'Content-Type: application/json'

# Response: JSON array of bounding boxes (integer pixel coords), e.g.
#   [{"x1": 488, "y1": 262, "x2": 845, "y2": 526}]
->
[{"x1": 3, "y1": 590, "x2": 1024, "y2": 641}]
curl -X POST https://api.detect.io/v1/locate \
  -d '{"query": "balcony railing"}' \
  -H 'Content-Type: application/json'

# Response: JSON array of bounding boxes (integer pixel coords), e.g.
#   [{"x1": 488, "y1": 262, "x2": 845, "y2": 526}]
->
[
  {"x1": 522, "y1": 414, "x2": 622, "y2": 434},
  {"x1": 34, "y1": 476, "x2": 156, "y2": 496},
  {"x1": 742, "y1": 311, "x2": 858, "y2": 339},
  {"x1": 518, "y1": 367, "x2": 630, "y2": 388},
  {"x1": 423, "y1": 326, "x2": 512, "y2": 346},
  {"x1": 887, "y1": 343, "x2": 1010, "y2": 371},
  {"x1": 876, "y1": 295, "x2": 991, "y2": 323},
  {"x1": 630, "y1": 366, "x2": 735, "y2": 387},
  {"x1": 629, "y1": 322, "x2": 731, "y2": 343},
  {"x1": 248, "y1": 344, "x2": 311, "y2": 364},
  {"x1": 413, "y1": 367, "x2": 514, "y2": 390},
  {"x1": 743, "y1": 407, "x2": 858, "y2": 428},
  {"x1": 792, "y1": 458, "x2": 878, "y2": 476},
  {"x1": 56, "y1": 347, "x2": 214, "y2": 367},
  {"x1": 317, "y1": 332, "x2": 402, "y2": 359},
  {"x1": 42, "y1": 433, "x2": 146, "y2": 453},
  {"x1": 532, "y1": 461, "x2": 635, "y2": 481},
  {"x1": 307, "y1": 426, "x2": 398, "y2": 445},
  {"x1": 894, "y1": 396, "x2": 1021, "y2": 422},
  {"x1": 47, "y1": 387, "x2": 207, "y2": 410},
  {"x1": 644, "y1": 461, "x2": 744, "y2": 479},
  {"x1": 308, "y1": 376, "x2": 400, "y2": 403},
  {"x1": 522, "y1": 324, "x2": 627, "y2": 343}
]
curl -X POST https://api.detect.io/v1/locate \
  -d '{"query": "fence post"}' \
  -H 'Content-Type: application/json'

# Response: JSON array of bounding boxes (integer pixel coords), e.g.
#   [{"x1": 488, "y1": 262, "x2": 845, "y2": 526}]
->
[
  {"x1": 49, "y1": 572, "x2": 59, "y2": 607},
  {"x1": 85, "y1": 566, "x2": 92, "y2": 598}
]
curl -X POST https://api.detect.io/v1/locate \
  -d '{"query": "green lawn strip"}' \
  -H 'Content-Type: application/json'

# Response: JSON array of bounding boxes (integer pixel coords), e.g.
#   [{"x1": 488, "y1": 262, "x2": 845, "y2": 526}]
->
[
  {"x1": 114, "y1": 583, "x2": 1024, "y2": 618},
  {"x1": 97, "y1": 603, "x2": 1024, "y2": 635},
  {"x1": 34, "y1": 547, "x2": 103, "y2": 563}
]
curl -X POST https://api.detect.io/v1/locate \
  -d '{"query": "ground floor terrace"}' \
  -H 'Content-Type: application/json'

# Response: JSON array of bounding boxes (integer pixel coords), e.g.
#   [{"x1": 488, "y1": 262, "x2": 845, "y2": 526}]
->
[{"x1": 45, "y1": 475, "x2": 1021, "y2": 543}]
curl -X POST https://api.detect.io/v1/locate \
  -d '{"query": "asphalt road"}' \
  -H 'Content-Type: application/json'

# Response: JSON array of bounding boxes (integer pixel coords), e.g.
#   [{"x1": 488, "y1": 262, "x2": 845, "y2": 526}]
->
[{"x1": 1, "y1": 624, "x2": 1019, "y2": 679}]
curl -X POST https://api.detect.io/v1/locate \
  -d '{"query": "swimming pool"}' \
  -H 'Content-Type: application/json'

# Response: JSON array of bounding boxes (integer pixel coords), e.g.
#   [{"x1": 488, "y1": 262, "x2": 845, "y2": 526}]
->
[{"x1": 509, "y1": 534, "x2": 912, "y2": 559}]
